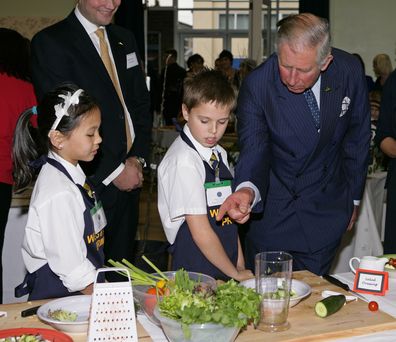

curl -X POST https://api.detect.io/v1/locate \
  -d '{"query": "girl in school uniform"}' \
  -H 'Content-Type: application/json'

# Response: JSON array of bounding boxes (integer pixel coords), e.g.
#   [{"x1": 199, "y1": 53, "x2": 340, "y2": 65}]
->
[{"x1": 13, "y1": 84, "x2": 105, "y2": 300}]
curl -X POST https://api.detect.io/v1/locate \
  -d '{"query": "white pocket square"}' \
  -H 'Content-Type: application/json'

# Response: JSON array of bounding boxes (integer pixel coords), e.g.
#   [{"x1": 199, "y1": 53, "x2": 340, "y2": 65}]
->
[{"x1": 339, "y1": 96, "x2": 351, "y2": 117}]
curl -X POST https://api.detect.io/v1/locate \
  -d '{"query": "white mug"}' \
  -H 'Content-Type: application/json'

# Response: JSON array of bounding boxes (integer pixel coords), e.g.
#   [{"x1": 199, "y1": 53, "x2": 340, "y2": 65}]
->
[{"x1": 349, "y1": 256, "x2": 388, "y2": 273}]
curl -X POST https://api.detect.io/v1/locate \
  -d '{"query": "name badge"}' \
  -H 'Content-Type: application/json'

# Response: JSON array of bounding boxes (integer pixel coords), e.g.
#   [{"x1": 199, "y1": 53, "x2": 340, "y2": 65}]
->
[
  {"x1": 205, "y1": 180, "x2": 232, "y2": 207},
  {"x1": 126, "y1": 52, "x2": 138, "y2": 69},
  {"x1": 90, "y1": 201, "x2": 107, "y2": 234}
]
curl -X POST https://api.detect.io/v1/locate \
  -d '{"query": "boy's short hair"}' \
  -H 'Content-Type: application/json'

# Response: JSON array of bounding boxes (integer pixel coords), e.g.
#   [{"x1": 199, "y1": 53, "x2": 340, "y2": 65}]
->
[{"x1": 183, "y1": 69, "x2": 236, "y2": 111}]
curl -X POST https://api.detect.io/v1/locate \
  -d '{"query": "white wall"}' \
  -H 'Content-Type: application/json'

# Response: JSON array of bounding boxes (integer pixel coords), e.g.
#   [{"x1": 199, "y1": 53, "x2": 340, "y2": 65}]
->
[{"x1": 330, "y1": 0, "x2": 396, "y2": 78}]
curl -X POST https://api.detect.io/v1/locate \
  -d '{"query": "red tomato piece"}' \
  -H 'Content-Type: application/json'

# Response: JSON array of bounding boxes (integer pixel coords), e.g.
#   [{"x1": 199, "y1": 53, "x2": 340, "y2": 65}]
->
[
  {"x1": 144, "y1": 296, "x2": 157, "y2": 316},
  {"x1": 146, "y1": 287, "x2": 157, "y2": 295},
  {"x1": 368, "y1": 301, "x2": 378, "y2": 311}
]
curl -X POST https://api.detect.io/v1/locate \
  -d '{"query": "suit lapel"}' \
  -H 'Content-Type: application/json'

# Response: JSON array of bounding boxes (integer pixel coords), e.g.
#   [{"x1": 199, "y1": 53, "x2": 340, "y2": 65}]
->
[
  {"x1": 66, "y1": 13, "x2": 114, "y2": 88},
  {"x1": 317, "y1": 69, "x2": 342, "y2": 150},
  {"x1": 107, "y1": 26, "x2": 128, "y2": 95}
]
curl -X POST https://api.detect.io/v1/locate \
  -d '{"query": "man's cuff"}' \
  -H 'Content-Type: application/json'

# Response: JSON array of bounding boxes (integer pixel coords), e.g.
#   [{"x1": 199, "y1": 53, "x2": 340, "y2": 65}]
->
[
  {"x1": 353, "y1": 200, "x2": 360, "y2": 206},
  {"x1": 102, "y1": 163, "x2": 125, "y2": 186},
  {"x1": 235, "y1": 181, "x2": 261, "y2": 208}
]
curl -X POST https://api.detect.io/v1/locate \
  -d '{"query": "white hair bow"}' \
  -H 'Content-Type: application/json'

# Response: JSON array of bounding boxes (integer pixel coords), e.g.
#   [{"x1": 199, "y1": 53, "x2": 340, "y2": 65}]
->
[{"x1": 50, "y1": 89, "x2": 84, "y2": 130}]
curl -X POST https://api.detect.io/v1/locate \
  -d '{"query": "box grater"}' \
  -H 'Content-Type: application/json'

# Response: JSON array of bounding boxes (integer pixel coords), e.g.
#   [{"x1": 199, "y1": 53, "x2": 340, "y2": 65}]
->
[{"x1": 87, "y1": 268, "x2": 138, "y2": 341}]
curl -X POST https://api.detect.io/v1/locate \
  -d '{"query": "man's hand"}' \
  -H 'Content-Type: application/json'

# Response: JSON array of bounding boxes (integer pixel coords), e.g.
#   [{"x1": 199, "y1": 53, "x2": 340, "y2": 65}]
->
[
  {"x1": 217, "y1": 187, "x2": 254, "y2": 224},
  {"x1": 347, "y1": 205, "x2": 360, "y2": 231},
  {"x1": 112, "y1": 157, "x2": 144, "y2": 191}
]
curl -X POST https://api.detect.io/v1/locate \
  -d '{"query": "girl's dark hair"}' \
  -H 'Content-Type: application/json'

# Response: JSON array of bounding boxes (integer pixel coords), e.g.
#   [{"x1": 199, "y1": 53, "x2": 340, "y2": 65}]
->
[
  {"x1": 0, "y1": 28, "x2": 31, "y2": 81},
  {"x1": 13, "y1": 83, "x2": 99, "y2": 190}
]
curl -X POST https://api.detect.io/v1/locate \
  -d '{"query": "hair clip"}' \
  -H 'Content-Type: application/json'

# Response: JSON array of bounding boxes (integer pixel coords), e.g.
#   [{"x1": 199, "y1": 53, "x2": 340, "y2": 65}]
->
[
  {"x1": 51, "y1": 89, "x2": 84, "y2": 130},
  {"x1": 32, "y1": 106, "x2": 38, "y2": 115}
]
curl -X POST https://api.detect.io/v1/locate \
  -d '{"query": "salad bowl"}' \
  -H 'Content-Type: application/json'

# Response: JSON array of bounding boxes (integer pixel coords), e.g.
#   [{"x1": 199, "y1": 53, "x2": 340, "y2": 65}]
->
[
  {"x1": 240, "y1": 278, "x2": 311, "y2": 307},
  {"x1": 154, "y1": 306, "x2": 240, "y2": 342},
  {"x1": 133, "y1": 271, "x2": 216, "y2": 326}
]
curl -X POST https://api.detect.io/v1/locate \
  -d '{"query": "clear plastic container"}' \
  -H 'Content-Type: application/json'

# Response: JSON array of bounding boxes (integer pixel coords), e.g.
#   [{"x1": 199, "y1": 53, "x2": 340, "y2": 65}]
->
[{"x1": 133, "y1": 271, "x2": 216, "y2": 326}]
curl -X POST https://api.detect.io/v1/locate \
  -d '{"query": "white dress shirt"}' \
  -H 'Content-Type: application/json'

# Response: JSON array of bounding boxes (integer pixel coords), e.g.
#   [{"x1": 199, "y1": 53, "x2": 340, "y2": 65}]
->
[{"x1": 22, "y1": 152, "x2": 97, "y2": 292}]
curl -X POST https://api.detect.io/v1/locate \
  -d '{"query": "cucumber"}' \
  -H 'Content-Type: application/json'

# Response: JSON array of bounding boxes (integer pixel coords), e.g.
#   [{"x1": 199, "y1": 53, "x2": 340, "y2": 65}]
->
[{"x1": 315, "y1": 295, "x2": 346, "y2": 318}]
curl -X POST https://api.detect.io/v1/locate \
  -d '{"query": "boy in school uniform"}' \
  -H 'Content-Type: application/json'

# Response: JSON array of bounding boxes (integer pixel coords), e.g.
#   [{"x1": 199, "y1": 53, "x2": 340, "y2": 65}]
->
[{"x1": 158, "y1": 70, "x2": 253, "y2": 281}]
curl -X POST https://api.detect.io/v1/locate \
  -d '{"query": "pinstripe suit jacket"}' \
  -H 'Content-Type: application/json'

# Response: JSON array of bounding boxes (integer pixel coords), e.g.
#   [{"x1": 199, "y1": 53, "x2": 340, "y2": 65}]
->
[{"x1": 235, "y1": 48, "x2": 371, "y2": 253}]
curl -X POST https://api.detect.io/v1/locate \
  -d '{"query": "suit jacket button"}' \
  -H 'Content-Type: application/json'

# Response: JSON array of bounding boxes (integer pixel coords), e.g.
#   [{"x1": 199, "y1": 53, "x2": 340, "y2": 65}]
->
[{"x1": 293, "y1": 194, "x2": 299, "y2": 200}]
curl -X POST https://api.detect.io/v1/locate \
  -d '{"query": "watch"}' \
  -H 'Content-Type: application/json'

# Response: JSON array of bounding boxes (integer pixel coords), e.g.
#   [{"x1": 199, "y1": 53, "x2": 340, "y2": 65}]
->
[{"x1": 136, "y1": 157, "x2": 146, "y2": 168}]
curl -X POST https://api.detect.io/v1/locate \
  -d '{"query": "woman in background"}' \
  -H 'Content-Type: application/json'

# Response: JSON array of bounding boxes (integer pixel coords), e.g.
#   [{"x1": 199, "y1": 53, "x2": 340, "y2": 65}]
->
[
  {"x1": 0, "y1": 28, "x2": 36, "y2": 303},
  {"x1": 372, "y1": 53, "x2": 393, "y2": 92}
]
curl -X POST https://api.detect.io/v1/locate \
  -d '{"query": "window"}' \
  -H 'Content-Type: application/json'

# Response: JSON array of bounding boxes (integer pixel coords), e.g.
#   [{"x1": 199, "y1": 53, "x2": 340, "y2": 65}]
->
[{"x1": 219, "y1": 13, "x2": 249, "y2": 30}]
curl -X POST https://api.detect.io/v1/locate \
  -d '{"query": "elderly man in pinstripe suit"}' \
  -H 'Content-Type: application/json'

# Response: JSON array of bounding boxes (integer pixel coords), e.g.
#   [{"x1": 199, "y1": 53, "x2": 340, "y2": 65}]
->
[{"x1": 218, "y1": 13, "x2": 371, "y2": 275}]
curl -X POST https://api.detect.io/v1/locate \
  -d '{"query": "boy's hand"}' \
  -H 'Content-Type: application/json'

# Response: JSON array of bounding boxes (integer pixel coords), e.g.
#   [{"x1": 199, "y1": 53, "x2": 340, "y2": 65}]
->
[
  {"x1": 217, "y1": 188, "x2": 253, "y2": 224},
  {"x1": 233, "y1": 269, "x2": 254, "y2": 282}
]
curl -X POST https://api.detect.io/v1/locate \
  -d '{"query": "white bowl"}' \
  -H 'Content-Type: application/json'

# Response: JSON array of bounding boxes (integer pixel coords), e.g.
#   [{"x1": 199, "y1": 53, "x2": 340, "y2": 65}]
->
[
  {"x1": 154, "y1": 306, "x2": 240, "y2": 342},
  {"x1": 239, "y1": 278, "x2": 311, "y2": 307},
  {"x1": 37, "y1": 295, "x2": 91, "y2": 334}
]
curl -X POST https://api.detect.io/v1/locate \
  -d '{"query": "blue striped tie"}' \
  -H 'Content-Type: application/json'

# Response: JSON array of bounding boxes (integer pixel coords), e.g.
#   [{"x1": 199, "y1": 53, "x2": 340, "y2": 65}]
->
[{"x1": 304, "y1": 89, "x2": 320, "y2": 130}]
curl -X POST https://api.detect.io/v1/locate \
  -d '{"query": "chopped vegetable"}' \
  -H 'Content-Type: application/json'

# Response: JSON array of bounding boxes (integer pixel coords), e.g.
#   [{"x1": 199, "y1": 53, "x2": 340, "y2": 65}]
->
[
  {"x1": 368, "y1": 301, "x2": 379, "y2": 311},
  {"x1": 1, "y1": 334, "x2": 48, "y2": 341},
  {"x1": 47, "y1": 309, "x2": 77, "y2": 322},
  {"x1": 315, "y1": 295, "x2": 346, "y2": 318},
  {"x1": 262, "y1": 288, "x2": 297, "y2": 300}
]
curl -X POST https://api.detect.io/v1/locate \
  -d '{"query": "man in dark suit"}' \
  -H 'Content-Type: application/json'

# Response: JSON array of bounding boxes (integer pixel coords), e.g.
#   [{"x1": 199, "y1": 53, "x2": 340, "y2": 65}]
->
[
  {"x1": 218, "y1": 13, "x2": 371, "y2": 275},
  {"x1": 31, "y1": 0, "x2": 151, "y2": 277}
]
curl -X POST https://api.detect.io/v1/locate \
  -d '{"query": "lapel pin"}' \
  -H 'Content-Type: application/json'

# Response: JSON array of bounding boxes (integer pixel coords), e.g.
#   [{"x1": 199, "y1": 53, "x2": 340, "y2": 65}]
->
[
  {"x1": 118, "y1": 41, "x2": 124, "y2": 46},
  {"x1": 324, "y1": 86, "x2": 332, "y2": 92}
]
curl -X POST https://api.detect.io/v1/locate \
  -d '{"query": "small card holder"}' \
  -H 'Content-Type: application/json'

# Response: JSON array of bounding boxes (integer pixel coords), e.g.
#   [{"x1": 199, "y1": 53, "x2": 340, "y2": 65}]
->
[{"x1": 352, "y1": 268, "x2": 389, "y2": 296}]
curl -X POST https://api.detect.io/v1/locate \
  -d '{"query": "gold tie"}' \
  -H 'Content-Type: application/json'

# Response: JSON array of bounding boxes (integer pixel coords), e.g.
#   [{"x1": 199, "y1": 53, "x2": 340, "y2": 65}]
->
[
  {"x1": 83, "y1": 182, "x2": 94, "y2": 199},
  {"x1": 210, "y1": 151, "x2": 219, "y2": 169},
  {"x1": 95, "y1": 28, "x2": 132, "y2": 152}
]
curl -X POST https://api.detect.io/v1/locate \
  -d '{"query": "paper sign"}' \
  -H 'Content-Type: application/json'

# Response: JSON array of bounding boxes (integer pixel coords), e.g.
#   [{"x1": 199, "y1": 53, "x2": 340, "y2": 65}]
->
[{"x1": 352, "y1": 268, "x2": 389, "y2": 296}]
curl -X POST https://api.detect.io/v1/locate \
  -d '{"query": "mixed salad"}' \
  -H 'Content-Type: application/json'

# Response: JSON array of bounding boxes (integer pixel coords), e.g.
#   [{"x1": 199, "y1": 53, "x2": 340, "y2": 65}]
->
[
  {"x1": 109, "y1": 257, "x2": 262, "y2": 338},
  {"x1": 47, "y1": 309, "x2": 77, "y2": 322},
  {"x1": 0, "y1": 335, "x2": 48, "y2": 342}
]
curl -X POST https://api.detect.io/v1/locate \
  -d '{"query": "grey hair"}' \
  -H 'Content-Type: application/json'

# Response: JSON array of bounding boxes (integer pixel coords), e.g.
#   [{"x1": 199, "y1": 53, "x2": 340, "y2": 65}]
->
[{"x1": 276, "y1": 13, "x2": 331, "y2": 67}]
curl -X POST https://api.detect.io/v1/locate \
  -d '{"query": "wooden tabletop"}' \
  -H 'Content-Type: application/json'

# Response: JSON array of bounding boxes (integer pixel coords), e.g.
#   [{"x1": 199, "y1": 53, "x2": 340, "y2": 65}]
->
[
  {"x1": 1, "y1": 271, "x2": 396, "y2": 341},
  {"x1": 237, "y1": 271, "x2": 396, "y2": 341},
  {"x1": 0, "y1": 299, "x2": 152, "y2": 341}
]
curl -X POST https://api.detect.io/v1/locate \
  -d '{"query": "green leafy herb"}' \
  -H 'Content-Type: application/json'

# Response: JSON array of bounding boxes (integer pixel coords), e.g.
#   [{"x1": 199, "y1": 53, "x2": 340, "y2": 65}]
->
[{"x1": 159, "y1": 279, "x2": 261, "y2": 338}]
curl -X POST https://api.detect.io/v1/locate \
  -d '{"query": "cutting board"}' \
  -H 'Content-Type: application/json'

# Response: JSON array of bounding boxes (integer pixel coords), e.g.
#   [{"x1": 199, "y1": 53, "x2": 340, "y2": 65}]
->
[{"x1": 237, "y1": 270, "x2": 396, "y2": 341}]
